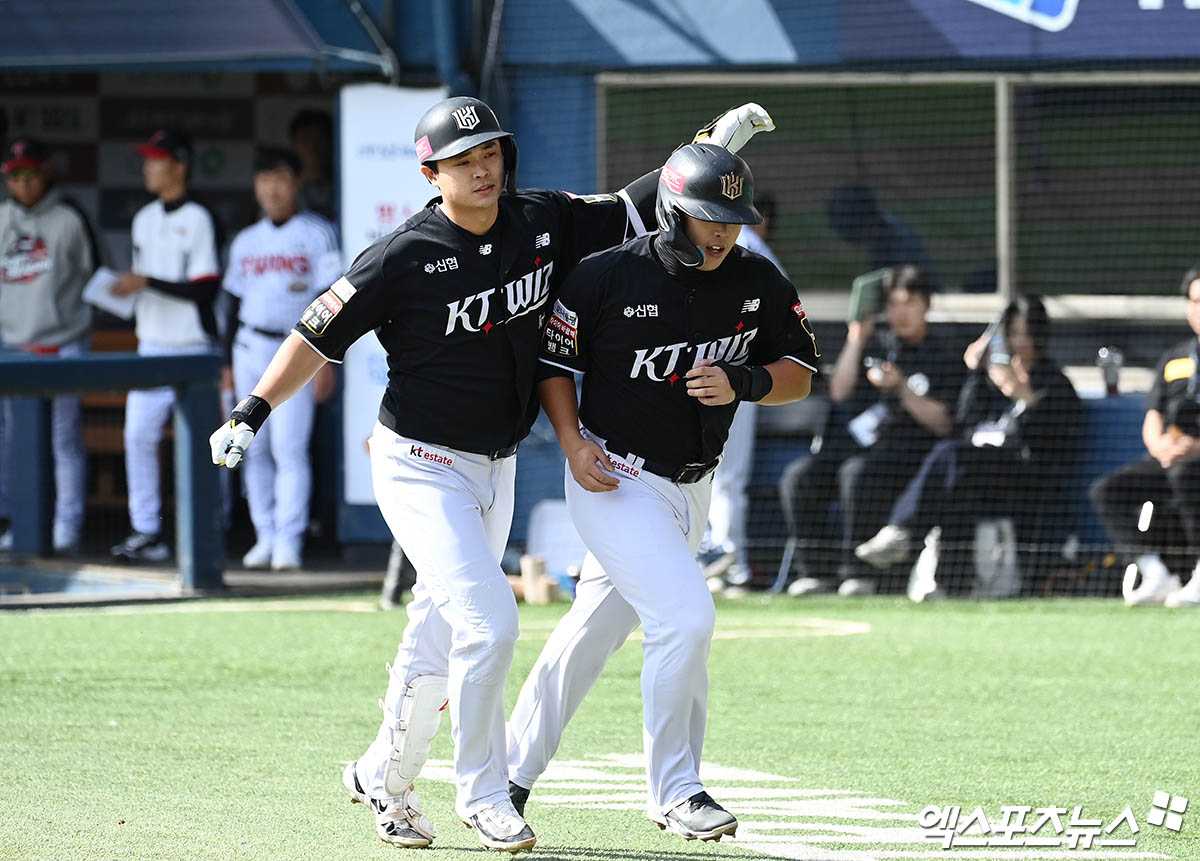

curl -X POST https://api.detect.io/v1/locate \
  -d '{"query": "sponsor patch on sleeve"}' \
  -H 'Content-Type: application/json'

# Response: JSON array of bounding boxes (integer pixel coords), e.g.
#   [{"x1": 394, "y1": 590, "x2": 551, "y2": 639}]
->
[
  {"x1": 565, "y1": 192, "x2": 618, "y2": 204},
  {"x1": 543, "y1": 299, "x2": 580, "y2": 357},
  {"x1": 329, "y1": 276, "x2": 357, "y2": 303},
  {"x1": 300, "y1": 289, "x2": 343, "y2": 335},
  {"x1": 1165, "y1": 356, "x2": 1195, "y2": 383},
  {"x1": 791, "y1": 300, "x2": 806, "y2": 320}
]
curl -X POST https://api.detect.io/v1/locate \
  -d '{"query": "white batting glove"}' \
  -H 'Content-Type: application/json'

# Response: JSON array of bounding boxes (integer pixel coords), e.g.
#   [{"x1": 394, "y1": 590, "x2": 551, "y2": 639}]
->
[
  {"x1": 210, "y1": 420, "x2": 256, "y2": 468},
  {"x1": 210, "y1": 394, "x2": 272, "y2": 468},
  {"x1": 692, "y1": 103, "x2": 775, "y2": 153}
]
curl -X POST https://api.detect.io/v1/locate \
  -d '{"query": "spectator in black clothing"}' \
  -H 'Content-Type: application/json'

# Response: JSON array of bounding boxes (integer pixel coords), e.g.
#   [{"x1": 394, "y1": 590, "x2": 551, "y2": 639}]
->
[
  {"x1": 779, "y1": 265, "x2": 963, "y2": 596},
  {"x1": 827, "y1": 183, "x2": 938, "y2": 290},
  {"x1": 1090, "y1": 267, "x2": 1200, "y2": 609},
  {"x1": 855, "y1": 295, "x2": 1082, "y2": 594}
]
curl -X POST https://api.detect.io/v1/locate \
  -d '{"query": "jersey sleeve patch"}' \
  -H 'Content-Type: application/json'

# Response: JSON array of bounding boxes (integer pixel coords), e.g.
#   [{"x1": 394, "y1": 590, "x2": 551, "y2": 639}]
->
[
  {"x1": 1164, "y1": 356, "x2": 1195, "y2": 382},
  {"x1": 791, "y1": 300, "x2": 820, "y2": 358},
  {"x1": 543, "y1": 299, "x2": 580, "y2": 357},
  {"x1": 329, "y1": 276, "x2": 357, "y2": 303},
  {"x1": 565, "y1": 192, "x2": 618, "y2": 204},
  {"x1": 300, "y1": 289, "x2": 343, "y2": 335}
]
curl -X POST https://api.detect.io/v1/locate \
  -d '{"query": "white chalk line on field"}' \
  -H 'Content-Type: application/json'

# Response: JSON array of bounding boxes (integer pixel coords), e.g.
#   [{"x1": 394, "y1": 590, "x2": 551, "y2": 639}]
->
[
  {"x1": 28, "y1": 601, "x2": 872, "y2": 638},
  {"x1": 414, "y1": 754, "x2": 1172, "y2": 861}
]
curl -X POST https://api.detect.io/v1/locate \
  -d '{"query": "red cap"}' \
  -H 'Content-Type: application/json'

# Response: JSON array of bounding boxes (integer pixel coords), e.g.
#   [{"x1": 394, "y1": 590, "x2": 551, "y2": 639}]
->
[
  {"x1": 135, "y1": 128, "x2": 192, "y2": 163},
  {"x1": 3, "y1": 138, "x2": 47, "y2": 174}
]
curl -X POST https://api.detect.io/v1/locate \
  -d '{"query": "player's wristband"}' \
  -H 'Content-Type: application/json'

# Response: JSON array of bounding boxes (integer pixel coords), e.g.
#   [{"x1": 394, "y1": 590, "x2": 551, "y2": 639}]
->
[
  {"x1": 230, "y1": 394, "x2": 272, "y2": 433},
  {"x1": 715, "y1": 361, "x2": 773, "y2": 402}
]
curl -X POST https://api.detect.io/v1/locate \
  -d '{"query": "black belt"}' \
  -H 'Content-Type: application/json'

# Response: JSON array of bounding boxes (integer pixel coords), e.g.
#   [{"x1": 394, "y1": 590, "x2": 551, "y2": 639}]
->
[
  {"x1": 459, "y1": 441, "x2": 520, "y2": 460},
  {"x1": 606, "y1": 444, "x2": 719, "y2": 484},
  {"x1": 241, "y1": 323, "x2": 289, "y2": 338},
  {"x1": 376, "y1": 403, "x2": 518, "y2": 460}
]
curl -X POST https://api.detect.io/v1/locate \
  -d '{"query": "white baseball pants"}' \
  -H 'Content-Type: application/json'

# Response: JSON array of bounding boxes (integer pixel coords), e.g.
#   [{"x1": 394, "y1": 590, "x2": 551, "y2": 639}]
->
[
  {"x1": 507, "y1": 430, "x2": 715, "y2": 815},
  {"x1": 123, "y1": 342, "x2": 214, "y2": 535},
  {"x1": 707, "y1": 401, "x2": 756, "y2": 561},
  {"x1": 357, "y1": 423, "x2": 518, "y2": 819},
  {"x1": 232, "y1": 329, "x2": 314, "y2": 555}
]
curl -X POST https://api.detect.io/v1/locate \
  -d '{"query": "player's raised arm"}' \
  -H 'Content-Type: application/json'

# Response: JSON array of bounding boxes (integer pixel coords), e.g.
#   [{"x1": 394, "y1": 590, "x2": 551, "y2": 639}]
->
[{"x1": 614, "y1": 103, "x2": 777, "y2": 234}]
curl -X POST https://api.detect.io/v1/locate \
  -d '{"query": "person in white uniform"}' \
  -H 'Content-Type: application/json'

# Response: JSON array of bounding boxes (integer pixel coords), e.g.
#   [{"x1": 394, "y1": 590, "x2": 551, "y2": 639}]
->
[
  {"x1": 506, "y1": 144, "x2": 818, "y2": 842},
  {"x1": 221, "y1": 147, "x2": 340, "y2": 571},
  {"x1": 704, "y1": 192, "x2": 787, "y2": 592},
  {"x1": 110, "y1": 129, "x2": 222, "y2": 563},
  {"x1": 209, "y1": 99, "x2": 774, "y2": 853}
]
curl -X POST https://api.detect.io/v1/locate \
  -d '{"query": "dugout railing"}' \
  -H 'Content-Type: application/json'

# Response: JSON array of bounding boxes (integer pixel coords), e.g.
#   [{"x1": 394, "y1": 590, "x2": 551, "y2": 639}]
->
[{"x1": 0, "y1": 351, "x2": 224, "y2": 593}]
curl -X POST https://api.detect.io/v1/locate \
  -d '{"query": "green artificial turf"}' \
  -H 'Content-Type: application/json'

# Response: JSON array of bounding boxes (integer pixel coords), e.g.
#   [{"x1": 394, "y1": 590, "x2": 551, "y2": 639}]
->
[{"x1": 1, "y1": 595, "x2": 1196, "y2": 860}]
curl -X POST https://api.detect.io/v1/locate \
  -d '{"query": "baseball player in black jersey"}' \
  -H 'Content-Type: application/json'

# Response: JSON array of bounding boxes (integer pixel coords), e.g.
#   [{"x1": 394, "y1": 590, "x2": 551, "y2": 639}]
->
[
  {"x1": 506, "y1": 143, "x2": 819, "y2": 842},
  {"x1": 209, "y1": 97, "x2": 774, "y2": 852}
]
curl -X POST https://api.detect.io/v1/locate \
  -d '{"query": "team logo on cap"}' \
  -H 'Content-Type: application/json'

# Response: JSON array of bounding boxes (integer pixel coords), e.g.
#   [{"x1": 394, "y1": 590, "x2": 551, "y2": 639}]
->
[
  {"x1": 451, "y1": 106, "x2": 481, "y2": 131},
  {"x1": 720, "y1": 173, "x2": 744, "y2": 201}
]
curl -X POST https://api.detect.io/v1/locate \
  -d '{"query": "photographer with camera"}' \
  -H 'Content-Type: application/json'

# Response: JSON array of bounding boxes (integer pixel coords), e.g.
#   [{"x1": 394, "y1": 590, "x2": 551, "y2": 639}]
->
[
  {"x1": 855, "y1": 295, "x2": 1082, "y2": 595},
  {"x1": 779, "y1": 265, "x2": 963, "y2": 596},
  {"x1": 1089, "y1": 266, "x2": 1200, "y2": 608}
]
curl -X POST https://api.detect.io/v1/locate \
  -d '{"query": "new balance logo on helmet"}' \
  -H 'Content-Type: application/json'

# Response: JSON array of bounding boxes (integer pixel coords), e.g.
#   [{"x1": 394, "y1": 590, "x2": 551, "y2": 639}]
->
[{"x1": 452, "y1": 106, "x2": 480, "y2": 130}]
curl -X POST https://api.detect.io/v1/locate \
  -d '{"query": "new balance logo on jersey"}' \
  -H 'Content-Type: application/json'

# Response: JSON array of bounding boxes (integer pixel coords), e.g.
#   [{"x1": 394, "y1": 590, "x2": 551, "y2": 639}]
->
[
  {"x1": 742, "y1": 298, "x2": 760, "y2": 313},
  {"x1": 445, "y1": 261, "x2": 554, "y2": 335},
  {"x1": 451, "y1": 106, "x2": 480, "y2": 130},
  {"x1": 408, "y1": 444, "x2": 454, "y2": 466},
  {"x1": 479, "y1": 244, "x2": 493, "y2": 255},
  {"x1": 630, "y1": 328, "x2": 759, "y2": 382},
  {"x1": 535, "y1": 232, "x2": 550, "y2": 248},
  {"x1": 425, "y1": 257, "x2": 459, "y2": 274},
  {"x1": 623, "y1": 304, "x2": 658, "y2": 318}
]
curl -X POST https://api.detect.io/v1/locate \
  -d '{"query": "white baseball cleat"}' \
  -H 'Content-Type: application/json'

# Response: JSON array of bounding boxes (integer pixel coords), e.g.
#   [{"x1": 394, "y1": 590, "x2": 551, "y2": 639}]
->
[
  {"x1": 342, "y1": 761, "x2": 436, "y2": 848},
  {"x1": 855, "y1": 525, "x2": 912, "y2": 568},
  {"x1": 461, "y1": 797, "x2": 536, "y2": 853},
  {"x1": 1124, "y1": 555, "x2": 1177, "y2": 606},
  {"x1": 241, "y1": 542, "x2": 272, "y2": 570},
  {"x1": 787, "y1": 576, "x2": 831, "y2": 597},
  {"x1": 652, "y1": 792, "x2": 738, "y2": 842},
  {"x1": 1165, "y1": 565, "x2": 1200, "y2": 608},
  {"x1": 271, "y1": 545, "x2": 301, "y2": 571}
]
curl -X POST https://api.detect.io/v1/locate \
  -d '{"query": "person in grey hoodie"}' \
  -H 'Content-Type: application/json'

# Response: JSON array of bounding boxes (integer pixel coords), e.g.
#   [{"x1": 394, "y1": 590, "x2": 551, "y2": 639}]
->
[{"x1": 0, "y1": 138, "x2": 96, "y2": 553}]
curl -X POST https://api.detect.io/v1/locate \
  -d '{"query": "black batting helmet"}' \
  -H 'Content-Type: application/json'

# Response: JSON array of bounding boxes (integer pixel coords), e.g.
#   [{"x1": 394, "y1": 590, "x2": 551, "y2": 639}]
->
[
  {"x1": 413, "y1": 96, "x2": 519, "y2": 195},
  {"x1": 655, "y1": 143, "x2": 761, "y2": 268}
]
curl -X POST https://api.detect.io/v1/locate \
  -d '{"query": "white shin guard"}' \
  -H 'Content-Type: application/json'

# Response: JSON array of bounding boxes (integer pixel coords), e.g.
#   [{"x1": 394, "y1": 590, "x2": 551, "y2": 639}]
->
[{"x1": 382, "y1": 669, "x2": 449, "y2": 797}]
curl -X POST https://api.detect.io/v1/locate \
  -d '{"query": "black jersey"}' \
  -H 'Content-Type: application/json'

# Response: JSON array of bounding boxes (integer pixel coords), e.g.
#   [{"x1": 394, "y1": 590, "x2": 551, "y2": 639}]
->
[
  {"x1": 293, "y1": 190, "x2": 636, "y2": 453},
  {"x1": 1146, "y1": 337, "x2": 1200, "y2": 433},
  {"x1": 539, "y1": 235, "x2": 820, "y2": 474},
  {"x1": 851, "y1": 327, "x2": 965, "y2": 454}
]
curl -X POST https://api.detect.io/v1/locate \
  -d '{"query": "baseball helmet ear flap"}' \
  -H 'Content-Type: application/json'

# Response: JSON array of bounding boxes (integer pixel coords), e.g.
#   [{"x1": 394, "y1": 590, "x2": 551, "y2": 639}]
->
[
  {"x1": 654, "y1": 142, "x2": 762, "y2": 269},
  {"x1": 500, "y1": 136, "x2": 519, "y2": 196},
  {"x1": 655, "y1": 195, "x2": 705, "y2": 268}
]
